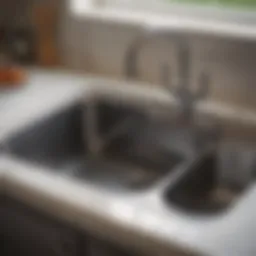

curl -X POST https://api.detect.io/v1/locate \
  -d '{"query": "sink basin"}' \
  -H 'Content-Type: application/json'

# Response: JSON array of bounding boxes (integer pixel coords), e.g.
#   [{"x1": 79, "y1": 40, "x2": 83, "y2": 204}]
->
[
  {"x1": 4, "y1": 100, "x2": 185, "y2": 191},
  {"x1": 165, "y1": 152, "x2": 249, "y2": 214}
]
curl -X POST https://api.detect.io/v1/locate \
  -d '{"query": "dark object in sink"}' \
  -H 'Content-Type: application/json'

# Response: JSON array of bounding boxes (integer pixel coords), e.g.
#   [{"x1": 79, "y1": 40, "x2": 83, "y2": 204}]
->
[
  {"x1": 5, "y1": 101, "x2": 183, "y2": 191},
  {"x1": 165, "y1": 152, "x2": 248, "y2": 214}
]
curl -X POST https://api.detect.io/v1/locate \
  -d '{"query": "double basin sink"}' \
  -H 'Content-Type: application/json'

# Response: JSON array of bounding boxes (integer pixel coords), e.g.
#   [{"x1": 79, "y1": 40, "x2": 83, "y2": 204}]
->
[{"x1": 2, "y1": 90, "x2": 252, "y2": 215}]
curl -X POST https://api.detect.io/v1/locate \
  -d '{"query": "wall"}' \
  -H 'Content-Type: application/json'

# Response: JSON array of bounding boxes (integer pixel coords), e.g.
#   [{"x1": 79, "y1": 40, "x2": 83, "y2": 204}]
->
[
  {"x1": 0, "y1": 0, "x2": 34, "y2": 26},
  {"x1": 60, "y1": 8, "x2": 256, "y2": 112},
  {"x1": 5, "y1": 0, "x2": 256, "y2": 112}
]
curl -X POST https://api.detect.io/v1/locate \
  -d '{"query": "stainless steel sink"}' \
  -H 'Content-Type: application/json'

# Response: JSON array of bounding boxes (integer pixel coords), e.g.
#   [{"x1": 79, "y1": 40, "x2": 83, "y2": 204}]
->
[
  {"x1": 164, "y1": 150, "x2": 249, "y2": 214},
  {"x1": 3, "y1": 81, "x2": 253, "y2": 216},
  {"x1": 4, "y1": 100, "x2": 190, "y2": 191},
  {"x1": 3, "y1": 94, "x2": 253, "y2": 215}
]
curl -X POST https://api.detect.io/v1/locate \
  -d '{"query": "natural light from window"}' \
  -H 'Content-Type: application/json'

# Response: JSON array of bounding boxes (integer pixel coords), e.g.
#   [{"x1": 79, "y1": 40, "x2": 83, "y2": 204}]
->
[
  {"x1": 72, "y1": 0, "x2": 256, "y2": 13},
  {"x1": 103, "y1": 0, "x2": 256, "y2": 7}
]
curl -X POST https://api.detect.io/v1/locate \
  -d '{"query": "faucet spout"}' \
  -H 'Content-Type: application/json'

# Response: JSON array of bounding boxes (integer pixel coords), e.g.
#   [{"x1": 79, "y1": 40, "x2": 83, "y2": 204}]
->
[
  {"x1": 125, "y1": 27, "x2": 188, "y2": 80},
  {"x1": 124, "y1": 26, "x2": 210, "y2": 126}
]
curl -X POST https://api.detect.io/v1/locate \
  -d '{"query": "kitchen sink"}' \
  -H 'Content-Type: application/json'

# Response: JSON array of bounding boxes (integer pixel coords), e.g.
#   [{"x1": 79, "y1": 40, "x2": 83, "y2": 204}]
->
[
  {"x1": 4, "y1": 100, "x2": 187, "y2": 191},
  {"x1": 4, "y1": 94, "x2": 249, "y2": 209},
  {"x1": 165, "y1": 151, "x2": 250, "y2": 214}
]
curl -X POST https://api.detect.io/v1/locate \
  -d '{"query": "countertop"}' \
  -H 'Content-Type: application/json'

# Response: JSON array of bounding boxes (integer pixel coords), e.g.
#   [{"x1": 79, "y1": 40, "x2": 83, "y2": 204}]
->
[{"x1": 1, "y1": 68, "x2": 256, "y2": 256}]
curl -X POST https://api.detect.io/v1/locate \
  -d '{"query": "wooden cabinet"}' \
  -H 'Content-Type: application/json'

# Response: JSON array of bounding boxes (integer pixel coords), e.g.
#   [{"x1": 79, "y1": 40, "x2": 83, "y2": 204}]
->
[
  {"x1": 84, "y1": 236, "x2": 136, "y2": 256},
  {"x1": 0, "y1": 196, "x2": 146, "y2": 256},
  {"x1": 1, "y1": 196, "x2": 80, "y2": 256}
]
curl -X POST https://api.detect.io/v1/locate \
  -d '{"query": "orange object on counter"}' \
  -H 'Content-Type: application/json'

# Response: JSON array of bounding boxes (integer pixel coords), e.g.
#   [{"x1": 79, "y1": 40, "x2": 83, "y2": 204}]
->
[{"x1": 0, "y1": 67, "x2": 26, "y2": 85}]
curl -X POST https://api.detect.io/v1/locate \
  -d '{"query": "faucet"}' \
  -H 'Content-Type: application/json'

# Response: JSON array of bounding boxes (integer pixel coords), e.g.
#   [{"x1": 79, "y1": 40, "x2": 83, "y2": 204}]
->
[{"x1": 125, "y1": 27, "x2": 210, "y2": 126}]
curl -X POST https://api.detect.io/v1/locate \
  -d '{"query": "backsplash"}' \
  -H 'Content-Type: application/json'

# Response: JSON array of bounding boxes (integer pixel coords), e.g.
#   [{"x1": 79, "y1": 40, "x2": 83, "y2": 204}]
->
[{"x1": 60, "y1": 14, "x2": 256, "y2": 111}]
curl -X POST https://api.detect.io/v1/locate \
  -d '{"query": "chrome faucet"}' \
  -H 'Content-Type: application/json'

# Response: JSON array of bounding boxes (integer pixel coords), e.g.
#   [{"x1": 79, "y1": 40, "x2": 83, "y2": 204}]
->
[{"x1": 125, "y1": 27, "x2": 210, "y2": 126}]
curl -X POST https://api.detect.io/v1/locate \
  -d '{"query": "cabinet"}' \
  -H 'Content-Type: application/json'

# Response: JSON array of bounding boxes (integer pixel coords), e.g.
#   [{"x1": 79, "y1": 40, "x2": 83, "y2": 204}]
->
[
  {"x1": 1, "y1": 196, "x2": 80, "y2": 256},
  {"x1": 0, "y1": 196, "x2": 143, "y2": 256},
  {"x1": 84, "y1": 236, "x2": 137, "y2": 256}
]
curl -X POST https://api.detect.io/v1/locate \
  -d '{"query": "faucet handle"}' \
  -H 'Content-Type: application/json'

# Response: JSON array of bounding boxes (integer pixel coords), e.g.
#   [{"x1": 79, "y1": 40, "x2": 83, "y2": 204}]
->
[{"x1": 196, "y1": 71, "x2": 210, "y2": 100}]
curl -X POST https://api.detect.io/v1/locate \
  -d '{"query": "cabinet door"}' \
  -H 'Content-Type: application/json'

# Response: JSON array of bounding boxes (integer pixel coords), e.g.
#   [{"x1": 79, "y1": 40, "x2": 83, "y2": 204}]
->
[
  {"x1": 1, "y1": 197, "x2": 80, "y2": 256},
  {"x1": 83, "y1": 236, "x2": 143, "y2": 256}
]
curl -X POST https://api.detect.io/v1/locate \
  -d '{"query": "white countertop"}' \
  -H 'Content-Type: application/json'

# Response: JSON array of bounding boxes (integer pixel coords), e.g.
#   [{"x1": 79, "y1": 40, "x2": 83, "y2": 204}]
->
[{"x1": 1, "y1": 68, "x2": 256, "y2": 256}]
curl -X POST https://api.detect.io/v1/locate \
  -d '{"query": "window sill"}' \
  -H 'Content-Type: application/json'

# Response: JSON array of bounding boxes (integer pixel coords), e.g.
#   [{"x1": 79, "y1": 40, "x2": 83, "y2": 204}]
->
[{"x1": 71, "y1": 1, "x2": 256, "y2": 42}]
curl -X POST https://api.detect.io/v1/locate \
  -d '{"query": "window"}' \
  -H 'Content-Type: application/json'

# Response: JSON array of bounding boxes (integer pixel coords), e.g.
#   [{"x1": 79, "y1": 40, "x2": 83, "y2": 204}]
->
[
  {"x1": 74, "y1": 0, "x2": 256, "y2": 12},
  {"x1": 72, "y1": 0, "x2": 256, "y2": 27},
  {"x1": 102, "y1": 0, "x2": 256, "y2": 8}
]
